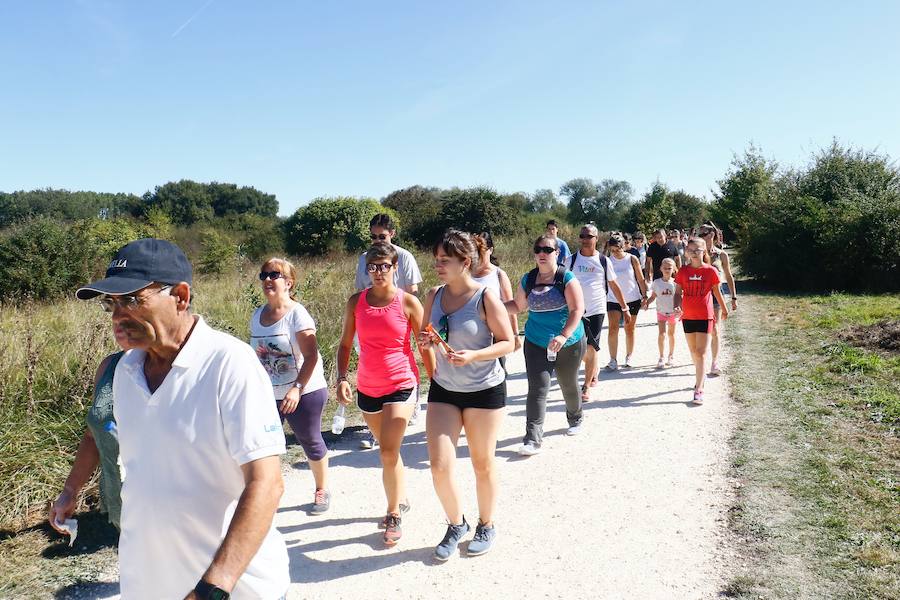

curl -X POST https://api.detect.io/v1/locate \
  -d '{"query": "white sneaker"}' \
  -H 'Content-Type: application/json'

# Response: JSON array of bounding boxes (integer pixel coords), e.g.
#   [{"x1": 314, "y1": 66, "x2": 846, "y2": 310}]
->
[
  {"x1": 566, "y1": 421, "x2": 584, "y2": 436},
  {"x1": 606, "y1": 359, "x2": 618, "y2": 371},
  {"x1": 517, "y1": 441, "x2": 542, "y2": 456},
  {"x1": 623, "y1": 355, "x2": 633, "y2": 368},
  {"x1": 408, "y1": 402, "x2": 420, "y2": 426},
  {"x1": 656, "y1": 357, "x2": 665, "y2": 369},
  {"x1": 666, "y1": 355, "x2": 674, "y2": 367},
  {"x1": 709, "y1": 363, "x2": 721, "y2": 376}
]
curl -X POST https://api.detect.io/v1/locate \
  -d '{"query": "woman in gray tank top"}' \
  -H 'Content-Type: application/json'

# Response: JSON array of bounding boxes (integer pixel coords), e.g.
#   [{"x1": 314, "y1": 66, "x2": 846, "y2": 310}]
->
[
  {"x1": 50, "y1": 349, "x2": 130, "y2": 533},
  {"x1": 418, "y1": 230, "x2": 515, "y2": 561}
]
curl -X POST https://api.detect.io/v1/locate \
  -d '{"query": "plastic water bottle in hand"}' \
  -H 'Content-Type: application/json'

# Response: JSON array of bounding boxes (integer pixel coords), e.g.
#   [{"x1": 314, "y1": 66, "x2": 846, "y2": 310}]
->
[
  {"x1": 546, "y1": 343, "x2": 557, "y2": 362},
  {"x1": 331, "y1": 405, "x2": 346, "y2": 435}
]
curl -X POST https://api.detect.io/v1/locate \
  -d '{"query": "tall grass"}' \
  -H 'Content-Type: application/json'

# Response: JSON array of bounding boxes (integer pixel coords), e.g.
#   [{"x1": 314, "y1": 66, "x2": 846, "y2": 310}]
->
[{"x1": 0, "y1": 234, "x2": 540, "y2": 529}]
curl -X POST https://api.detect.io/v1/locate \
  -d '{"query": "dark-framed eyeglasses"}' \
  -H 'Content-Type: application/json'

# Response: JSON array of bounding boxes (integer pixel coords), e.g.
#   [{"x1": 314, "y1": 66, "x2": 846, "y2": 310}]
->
[
  {"x1": 99, "y1": 285, "x2": 172, "y2": 313},
  {"x1": 366, "y1": 262, "x2": 393, "y2": 273},
  {"x1": 259, "y1": 271, "x2": 285, "y2": 281},
  {"x1": 370, "y1": 233, "x2": 389, "y2": 241},
  {"x1": 438, "y1": 314, "x2": 449, "y2": 342},
  {"x1": 533, "y1": 246, "x2": 556, "y2": 254}
]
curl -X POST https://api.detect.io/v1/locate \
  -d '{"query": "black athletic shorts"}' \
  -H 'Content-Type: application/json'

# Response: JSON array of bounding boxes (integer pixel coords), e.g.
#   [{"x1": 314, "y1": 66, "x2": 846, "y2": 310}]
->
[
  {"x1": 357, "y1": 387, "x2": 416, "y2": 414},
  {"x1": 606, "y1": 299, "x2": 641, "y2": 316},
  {"x1": 581, "y1": 314, "x2": 606, "y2": 350},
  {"x1": 682, "y1": 319, "x2": 713, "y2": 334},
  {"x1": 428, "y1": 379, "x2": 506, "y2": 410}
]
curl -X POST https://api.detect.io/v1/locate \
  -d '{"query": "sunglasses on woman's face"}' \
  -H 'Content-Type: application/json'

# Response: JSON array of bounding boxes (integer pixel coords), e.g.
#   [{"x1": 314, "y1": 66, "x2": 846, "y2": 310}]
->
[
  {"x1": 370, "y1": 233, "x2": 389, "y2": 241},
  {"x1": 259, "y1": 271, "x2": 284, "y2": 281},
  {"x1": 533, "y1": 246, "x2": 556, "y2": 254},
  {"x1": 366, "y1": 262, "x2": 393, "y2": 273}
]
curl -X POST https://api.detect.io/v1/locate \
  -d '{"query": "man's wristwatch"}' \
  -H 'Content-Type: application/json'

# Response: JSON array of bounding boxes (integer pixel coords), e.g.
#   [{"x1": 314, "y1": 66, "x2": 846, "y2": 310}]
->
[
  {"x1": 194, "y1": 580, "x2": 229, "y2": 600},
  {"x1": 293, "y1": 382, "x2": 304, "y2": 392}
]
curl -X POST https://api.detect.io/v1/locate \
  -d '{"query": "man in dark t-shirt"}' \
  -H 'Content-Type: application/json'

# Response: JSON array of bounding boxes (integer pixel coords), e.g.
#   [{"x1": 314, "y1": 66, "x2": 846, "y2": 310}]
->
[{"x1": 645, "y1": 228, "x2": 682, "y2": 281}]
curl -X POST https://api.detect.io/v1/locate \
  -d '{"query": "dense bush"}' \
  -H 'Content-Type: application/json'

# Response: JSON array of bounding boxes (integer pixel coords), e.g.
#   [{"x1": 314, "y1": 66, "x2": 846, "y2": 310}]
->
[
  {"x1": 0, "y1": 189, "x2": 144, "y2": 228},
  {"x1": 725, "y1": 142, "x2": 900, "y2": 291},
  {"x1": 283, "y1": 197, "x2": 395, "y2": 256},
  {"x1": 0, "y1": 217, "x2": 161, "y2": 301}
]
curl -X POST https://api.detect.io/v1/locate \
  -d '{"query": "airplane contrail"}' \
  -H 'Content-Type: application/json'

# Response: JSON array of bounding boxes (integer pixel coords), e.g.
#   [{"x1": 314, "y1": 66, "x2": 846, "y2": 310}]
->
[{"x1": 171, "y1": 0, "x2": 216, "y2": 38}]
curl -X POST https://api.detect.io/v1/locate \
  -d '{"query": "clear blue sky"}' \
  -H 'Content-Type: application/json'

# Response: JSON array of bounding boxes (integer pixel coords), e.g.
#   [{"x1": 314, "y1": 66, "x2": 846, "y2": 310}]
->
[{"x1": 2, "y1": 1, "x2": 898, "y2": 215}]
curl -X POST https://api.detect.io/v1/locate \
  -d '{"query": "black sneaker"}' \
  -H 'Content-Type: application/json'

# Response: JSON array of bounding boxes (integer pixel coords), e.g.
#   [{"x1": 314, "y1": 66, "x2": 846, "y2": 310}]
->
[
  {"x1": 466, "y1": 521, "x2": 497, "y2": 556},
  {"x1": 434, "y1": 517, "x2": 470, "y2": 561}
]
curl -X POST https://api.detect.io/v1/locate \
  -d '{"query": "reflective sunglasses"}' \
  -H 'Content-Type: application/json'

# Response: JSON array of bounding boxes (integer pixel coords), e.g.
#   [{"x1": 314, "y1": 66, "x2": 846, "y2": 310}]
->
[
  {"x1": 370, "y1": 233, "x2": 389, "y2": 241},
  {"x1": 259, "y1": 271, "x2": 284, "y2": 281},
  {"x1": 533, "y1": 246, "x2": 556, "y2": 254},
  {"x1": 99, "y1": 285, "x2": 172, "y2": 313},
  {"x1": 366, "y1": 262, "x2": 393, "y2": 273},
  {"x1": 438, "y1": 314, "x2": 449, "y2": 342}
]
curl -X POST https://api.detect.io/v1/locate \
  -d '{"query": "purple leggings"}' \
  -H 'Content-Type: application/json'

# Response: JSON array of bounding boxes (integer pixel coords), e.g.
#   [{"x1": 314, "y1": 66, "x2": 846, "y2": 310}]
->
[{"x1": 275, "y1": 386, "x2": 328, "y2": 461}]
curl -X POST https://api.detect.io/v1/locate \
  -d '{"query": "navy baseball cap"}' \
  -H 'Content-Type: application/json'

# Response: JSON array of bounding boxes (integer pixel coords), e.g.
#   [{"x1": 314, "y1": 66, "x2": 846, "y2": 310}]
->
[{"x1": 76, "y1": 238, "x2": 193, "y2": 300}]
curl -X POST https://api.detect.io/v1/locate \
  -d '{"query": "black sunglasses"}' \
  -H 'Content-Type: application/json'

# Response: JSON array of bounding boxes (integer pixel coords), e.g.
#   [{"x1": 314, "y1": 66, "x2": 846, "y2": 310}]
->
[
  {"x1": 579, "y1": 233, "x2": 596, "y2": 239},
  {"x1": 533, "y1": 246, "x2": 556, "y2": 254},
  {"x1": 370, "y1": 233, "x2": 389, "y2": 241},
  {"x1": 259, "y1": 271, "x2": 284, "y2": 281},
  {"x1": 438, "y1": 314, "x2": 449, "y2": 342}
]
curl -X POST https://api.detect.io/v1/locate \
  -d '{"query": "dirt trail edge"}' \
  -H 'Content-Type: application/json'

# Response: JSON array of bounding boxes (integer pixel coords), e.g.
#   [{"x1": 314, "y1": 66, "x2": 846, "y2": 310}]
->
[{"x1": 279, "y1": 308, "x2": 735, "y2": 600}]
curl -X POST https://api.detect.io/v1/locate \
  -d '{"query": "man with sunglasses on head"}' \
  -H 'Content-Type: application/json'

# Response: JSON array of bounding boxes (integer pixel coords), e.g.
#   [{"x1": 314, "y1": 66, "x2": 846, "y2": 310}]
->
[
  {"x1": 76, "y1": 238, "x2": 289, "y2": 600},
  {"x1": 353, "y1": 213, "x2": 423, "y2": 446},
  {"x1": 568, "y1": 224, "x2": 630, "y2": 399}
]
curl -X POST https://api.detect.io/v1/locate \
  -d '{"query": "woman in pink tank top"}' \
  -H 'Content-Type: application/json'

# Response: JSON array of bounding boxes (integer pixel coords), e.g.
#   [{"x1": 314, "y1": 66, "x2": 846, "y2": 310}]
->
[{"x1": 336, "y1": 243, "x2": 435, "y2": 546}]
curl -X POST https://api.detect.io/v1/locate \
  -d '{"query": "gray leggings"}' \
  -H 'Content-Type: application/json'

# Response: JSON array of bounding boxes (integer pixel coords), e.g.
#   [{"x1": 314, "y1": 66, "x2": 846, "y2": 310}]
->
[{"x1": 523, "y1": 337, "x2": 587, "y2": 446}]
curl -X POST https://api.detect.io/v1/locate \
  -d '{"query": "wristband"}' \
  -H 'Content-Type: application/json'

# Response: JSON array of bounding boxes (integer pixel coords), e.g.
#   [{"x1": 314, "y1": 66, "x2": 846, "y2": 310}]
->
[{"x1": 195, "y1": 580, "x2": 229, "y2": 600}]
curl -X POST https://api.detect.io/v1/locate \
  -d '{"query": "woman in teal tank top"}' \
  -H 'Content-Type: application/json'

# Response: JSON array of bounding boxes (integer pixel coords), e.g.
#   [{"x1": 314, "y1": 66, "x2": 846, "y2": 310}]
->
[{"x1": 50, "y1": 351, "x2": 126, "y2": 532}]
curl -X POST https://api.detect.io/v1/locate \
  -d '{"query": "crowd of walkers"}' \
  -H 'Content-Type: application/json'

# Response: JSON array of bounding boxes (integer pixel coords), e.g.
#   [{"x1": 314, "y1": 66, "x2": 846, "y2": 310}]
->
[{"x1": 48, "y1": 215, "x2": 735, "y2": 599}]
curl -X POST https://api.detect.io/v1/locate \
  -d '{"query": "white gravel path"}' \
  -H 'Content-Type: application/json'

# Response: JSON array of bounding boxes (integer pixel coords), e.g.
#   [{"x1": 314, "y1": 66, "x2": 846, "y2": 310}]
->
[{"x1": 278, "y1": 308, "x2": 735, "y2": 600}]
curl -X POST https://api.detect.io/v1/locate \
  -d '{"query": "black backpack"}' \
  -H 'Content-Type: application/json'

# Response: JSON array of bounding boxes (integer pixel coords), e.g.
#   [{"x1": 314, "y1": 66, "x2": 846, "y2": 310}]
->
[
  {"x1": 524, "y1": 265, "x2": 568, "y2": 296},
  {"x1": 568, "y1": 252, "x2": 610, "y2": 297}
]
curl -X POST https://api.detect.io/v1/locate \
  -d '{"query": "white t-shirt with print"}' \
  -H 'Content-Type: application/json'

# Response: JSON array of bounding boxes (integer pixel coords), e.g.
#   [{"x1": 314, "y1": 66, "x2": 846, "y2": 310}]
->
[
  {"x1": 113, "y1": 317, "x2": 289, "y2": 600},
  {"x1": 652, "y1": 278, "x2": 677, "y2": 315},
  {"x1": 250, "y1": 303, "x2": 327, "y2": 399},
  {"x1": 354, "y1": 243, "x2": 423, "y2": 291},
  {"x1": 570, "y1": 251, "x2": 617, "y2": 316}
]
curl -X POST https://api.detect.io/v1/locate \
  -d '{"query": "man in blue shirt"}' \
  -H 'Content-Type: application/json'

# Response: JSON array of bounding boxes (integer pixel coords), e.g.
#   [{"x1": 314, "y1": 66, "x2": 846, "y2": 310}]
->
[{"x1": 546, "y1": 220, "x2": 571, "y2": 267}]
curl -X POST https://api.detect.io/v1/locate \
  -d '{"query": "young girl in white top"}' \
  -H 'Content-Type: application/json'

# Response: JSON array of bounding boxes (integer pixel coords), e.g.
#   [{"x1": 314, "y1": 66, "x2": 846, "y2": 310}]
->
[{"x1": 643, "y1": 257, "x2": 678, "y2": 368}]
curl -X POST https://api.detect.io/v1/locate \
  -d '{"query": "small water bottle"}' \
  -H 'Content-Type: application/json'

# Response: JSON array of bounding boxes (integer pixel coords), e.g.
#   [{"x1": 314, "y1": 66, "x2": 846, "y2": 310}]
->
[
  {"x1": 547, "y1": 346, "x2": 557, "y2": 362},
  {"x1": 331, "y1": 405, "x2": 346, "y2": 435},
  {"x1": 104, "y1": 420, "x2": 118, "y2": 441}
]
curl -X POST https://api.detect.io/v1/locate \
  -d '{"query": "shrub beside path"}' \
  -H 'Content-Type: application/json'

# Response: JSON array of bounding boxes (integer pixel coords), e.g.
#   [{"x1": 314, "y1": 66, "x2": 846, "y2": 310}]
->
[{"x1": 278, "y1": 308, "x2": 736, "y2": 599}]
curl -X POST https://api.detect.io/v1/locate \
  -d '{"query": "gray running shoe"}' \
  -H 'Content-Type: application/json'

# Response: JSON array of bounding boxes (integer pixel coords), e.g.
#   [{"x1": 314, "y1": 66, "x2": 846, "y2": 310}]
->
[
  {"x1": 434, "y1": 517, "x2": 470, "y2": 561},
  {"x1": 466, "y1": 522, "x2": 496, "y2": 556},
  {"x1": 310, "y1": 489, "x2": 330, "y2": 514},
  {"x1": 360, "y1": 431, "x2": 378, "y2": 449}
]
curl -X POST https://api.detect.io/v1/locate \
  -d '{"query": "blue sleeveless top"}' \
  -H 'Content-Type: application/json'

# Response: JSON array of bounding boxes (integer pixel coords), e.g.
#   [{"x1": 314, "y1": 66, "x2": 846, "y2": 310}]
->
[{"x1": 85, "y1": 352, "x2": 123, "y2": 529}]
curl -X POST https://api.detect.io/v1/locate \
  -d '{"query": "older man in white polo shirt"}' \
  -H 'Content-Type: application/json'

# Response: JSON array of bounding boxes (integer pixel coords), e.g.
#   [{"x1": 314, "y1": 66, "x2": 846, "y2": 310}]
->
[{"x1": 76, "y1": 238, "x2": 289, "y2": 600}]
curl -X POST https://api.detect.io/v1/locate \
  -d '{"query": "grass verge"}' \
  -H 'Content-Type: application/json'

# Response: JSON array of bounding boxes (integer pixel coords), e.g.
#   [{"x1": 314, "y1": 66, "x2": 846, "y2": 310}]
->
[{"x1": 723, "y1": 289, "x2": 899, "y2": 599}]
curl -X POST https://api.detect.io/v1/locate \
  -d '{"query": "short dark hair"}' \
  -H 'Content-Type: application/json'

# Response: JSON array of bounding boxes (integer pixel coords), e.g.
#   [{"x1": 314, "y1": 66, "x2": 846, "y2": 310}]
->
[
  {"x1": 369, "y1": 213, "x2": 395, "y2": 231},
  {"x1": 365, "y1": 242, "x2": 398, "y2": 265},
  {"x1": 546, "y1": 219, "x2": 558, "y2": 227}
]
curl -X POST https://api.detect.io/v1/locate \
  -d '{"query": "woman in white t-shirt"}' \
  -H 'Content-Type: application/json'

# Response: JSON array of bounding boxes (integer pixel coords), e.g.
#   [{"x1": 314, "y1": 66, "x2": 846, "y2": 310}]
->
[
  {"x1": 250, "y1": 257, "x2": 331, "y2": 515},
  {"x1": 605, "y1": 234, "x2": 647, "y2": 369},
  {"x1": 472, "y1": 232, "x2": 520, "y2": 355}
]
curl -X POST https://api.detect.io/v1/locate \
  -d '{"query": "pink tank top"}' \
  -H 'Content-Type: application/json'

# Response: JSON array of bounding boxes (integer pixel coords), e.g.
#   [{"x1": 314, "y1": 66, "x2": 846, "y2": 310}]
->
[{"x1": 355, "y1": 289, "x2": 419, "y2": 397}]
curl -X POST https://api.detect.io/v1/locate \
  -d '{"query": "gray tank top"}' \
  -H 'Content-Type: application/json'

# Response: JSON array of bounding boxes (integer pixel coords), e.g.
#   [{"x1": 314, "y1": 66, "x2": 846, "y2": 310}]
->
[
  {"x1": 85, "y1": 352, "x2": 123, "y2": 529},
  {"x1": 430, "y1": 286, "x2": 505, "y2": 392}
]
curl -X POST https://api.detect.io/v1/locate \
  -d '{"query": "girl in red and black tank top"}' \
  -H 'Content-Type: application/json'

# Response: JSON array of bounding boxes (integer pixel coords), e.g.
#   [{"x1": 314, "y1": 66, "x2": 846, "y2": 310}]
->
[{"x1": 674, "y1": 238, "x2": 729, "y2": 405}]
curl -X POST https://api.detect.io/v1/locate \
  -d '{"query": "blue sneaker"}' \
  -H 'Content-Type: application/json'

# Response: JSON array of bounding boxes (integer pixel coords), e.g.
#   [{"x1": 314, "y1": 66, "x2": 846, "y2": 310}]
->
[
  {"x1": 466, "y1": 521, "x2": 496, "y2": 556},
  {"x1": 434, "y1": 517, "x2": 470, "y2": 561}
]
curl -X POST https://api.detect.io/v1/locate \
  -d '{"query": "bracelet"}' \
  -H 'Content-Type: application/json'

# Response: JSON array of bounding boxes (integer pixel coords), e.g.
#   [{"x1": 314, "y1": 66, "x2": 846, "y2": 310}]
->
[{"x1": 336, "y1": 375, "x2": 348, "y2": 383}]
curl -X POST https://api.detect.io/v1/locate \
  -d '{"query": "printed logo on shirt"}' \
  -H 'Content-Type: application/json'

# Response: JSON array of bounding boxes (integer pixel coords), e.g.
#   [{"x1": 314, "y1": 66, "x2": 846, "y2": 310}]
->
[
  {"x1": 264, "y1": 423, "x2": 283, "y2": 433},
  {"x1": 689, "y1": 275, "x2": 703, "y2": 281},
  {"x1": 575, "y1": 265, "x2": 597, "y2": 273},
  {"x1": 250, "y1": 334, "x2": 297, "y2": 386}
]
